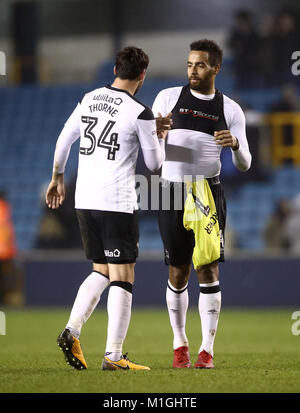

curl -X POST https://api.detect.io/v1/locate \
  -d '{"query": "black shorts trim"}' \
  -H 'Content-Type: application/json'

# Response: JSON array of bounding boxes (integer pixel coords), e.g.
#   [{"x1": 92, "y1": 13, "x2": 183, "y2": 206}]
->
[
  {"x1": 158, "y1": 178, "x2": 226, "y2": 267},
  {"x1": 76, "y1": 209, "x2": 139, "y2": 264},
  {"x1": 93, "y1": 259, "x2": 136, "y2": 265}
]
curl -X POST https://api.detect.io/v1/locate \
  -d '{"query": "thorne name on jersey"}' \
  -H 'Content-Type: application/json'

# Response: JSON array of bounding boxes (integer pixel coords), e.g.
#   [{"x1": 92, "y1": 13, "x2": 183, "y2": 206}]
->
[{"x1": 53, "y1": 85, "x2": 165, "y2": 214}]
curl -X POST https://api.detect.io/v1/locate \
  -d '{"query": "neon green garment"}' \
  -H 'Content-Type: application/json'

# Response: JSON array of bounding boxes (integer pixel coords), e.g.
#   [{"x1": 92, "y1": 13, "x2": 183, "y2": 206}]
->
[{"x1": 183, "y1": 179, "x2": 220, "y2": 269}]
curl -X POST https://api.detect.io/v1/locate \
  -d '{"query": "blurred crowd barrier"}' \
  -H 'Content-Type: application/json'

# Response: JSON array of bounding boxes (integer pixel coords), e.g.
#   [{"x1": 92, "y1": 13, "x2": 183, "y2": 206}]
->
[
  {"x1": 20, "y1": 253, "x2": 300, "y2": 307},
  {"x1": 265, "y1": 113, "x2": 300, "y2": 166}
]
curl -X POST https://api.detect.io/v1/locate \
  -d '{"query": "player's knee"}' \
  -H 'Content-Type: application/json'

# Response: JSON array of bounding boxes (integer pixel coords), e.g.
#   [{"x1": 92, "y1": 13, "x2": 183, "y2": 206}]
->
[
  {"x1": 108, "y1": 262, "x2": 135, "y2": 284},
  {"x1": 169, "y1": 264, "x2": 190, "y2": 289},
  {"x1": 93, "y1": 262, "x2": 109, "y2": 277},
  {"x1": 197, "y1": 261, "x2": 219, "y2": 284}
]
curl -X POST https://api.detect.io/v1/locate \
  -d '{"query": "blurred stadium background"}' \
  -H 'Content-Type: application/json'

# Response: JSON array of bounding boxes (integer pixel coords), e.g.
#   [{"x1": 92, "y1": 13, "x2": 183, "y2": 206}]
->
[{"x1": 0, "y1": 0, "x2": 300, "y2": 309}]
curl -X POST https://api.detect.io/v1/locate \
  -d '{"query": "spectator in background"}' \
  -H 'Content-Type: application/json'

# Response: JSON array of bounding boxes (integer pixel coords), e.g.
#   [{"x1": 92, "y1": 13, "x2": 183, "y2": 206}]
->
[
  {"x1": 283, "y1": 194, "x2": 300, "y2": 254},
  {"x1": 35, "y1": 176, "x2": 82, "y2": 249},
  {"x1": 263, "y1": 198, "x2": 290, "y2": 250},
  {"x1": 262, "y1": 10, "x2": 299, "y2": 86},
  {"x1": 260, "y1": 14, "x2": 281, "y2": 86},
  {"x1": 0, "y1": 190, "x2": 23, "y2": 306},
  {"x1": 270, "y1": 84, "x2": 300, "y2": 113},
  {"x1": 228, "y1": 10, "x2": 261, "y2": 89},
  {"x1": 269, "y1": 84, "x2": 300, "y2": 153},
  {"x1": 274, "y1": 10, "x2": 299, "y2": 86}
]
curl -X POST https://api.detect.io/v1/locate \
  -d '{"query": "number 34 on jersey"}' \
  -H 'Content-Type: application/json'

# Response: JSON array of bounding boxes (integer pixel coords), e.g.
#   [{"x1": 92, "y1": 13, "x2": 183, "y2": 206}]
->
[{"x1": 80, "y1": 116, "x2": 120, "y2": 161}]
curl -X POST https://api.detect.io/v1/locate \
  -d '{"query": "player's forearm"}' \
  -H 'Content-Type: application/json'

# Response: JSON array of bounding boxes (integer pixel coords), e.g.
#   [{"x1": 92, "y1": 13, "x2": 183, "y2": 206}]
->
[
  {"x1": 231, "y1": 146, "x2": 252, "y2": 172},
  {"x1": 142, "y1": 139, "x2": 165, "y2": 171},
  {"x1": 53, "y1": 142, "x2": 71, "y2": 175},
  {"x1": 52, "y1": 162, "x2": 64, "y2": 182},
  {"x1": 159, "y1": 138, "x2": 166, "y2": 163},
  {"x1": 52, "y1": 124, "x2": 79, "y2": 175}
]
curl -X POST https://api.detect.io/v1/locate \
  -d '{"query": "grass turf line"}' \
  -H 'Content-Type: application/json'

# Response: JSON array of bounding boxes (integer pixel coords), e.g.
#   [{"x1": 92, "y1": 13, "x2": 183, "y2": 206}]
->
[{"x1": 0, "y1": 308, "x2": 300, "y2": 393}]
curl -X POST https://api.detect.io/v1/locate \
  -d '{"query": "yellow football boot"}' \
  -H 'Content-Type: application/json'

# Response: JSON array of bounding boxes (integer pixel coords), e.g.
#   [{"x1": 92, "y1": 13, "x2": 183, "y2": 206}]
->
[
  {"x1": 57, "y1": 328, "x2": 87, "y2": 370},
  {"x1": 102, "y1": 353, "x2": 150, "y2": 371}
]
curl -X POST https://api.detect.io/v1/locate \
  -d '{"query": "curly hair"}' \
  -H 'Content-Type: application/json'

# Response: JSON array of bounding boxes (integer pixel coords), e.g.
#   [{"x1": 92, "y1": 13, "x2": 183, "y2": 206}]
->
[{"x1": 190, "y1": 39, "x2": 223, "y2": 67}]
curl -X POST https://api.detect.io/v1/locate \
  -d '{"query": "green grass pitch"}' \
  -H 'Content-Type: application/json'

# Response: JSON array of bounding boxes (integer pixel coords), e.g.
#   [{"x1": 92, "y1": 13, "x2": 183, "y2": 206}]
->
[{"x1": 0, "y1": 307, "x2": 300, "y2": 393}]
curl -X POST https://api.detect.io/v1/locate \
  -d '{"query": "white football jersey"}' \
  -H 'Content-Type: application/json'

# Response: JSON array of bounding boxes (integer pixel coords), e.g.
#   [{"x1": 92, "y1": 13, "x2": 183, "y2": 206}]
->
[
  {"x1": 54, "y1": 85, "x2": 164, "y2": 213},
  {"x1": 152, "y1": 86, "x2": 251, "y2": 182}
]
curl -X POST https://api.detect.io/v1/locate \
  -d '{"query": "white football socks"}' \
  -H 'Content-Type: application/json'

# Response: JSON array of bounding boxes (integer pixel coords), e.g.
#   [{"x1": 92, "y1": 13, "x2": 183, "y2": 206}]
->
[
  {"x1": 66, "y1": 271, "x2": 109, "y2": 338},
  {"x1": 166, "y1": 280, "x2": 189, "y2": 350},
  {"x1": 198, "y1": 281, "x2": 221, "y2": 357},
  {"x1": 105, "y1": 282, "x2": 133, "y2": 361}
]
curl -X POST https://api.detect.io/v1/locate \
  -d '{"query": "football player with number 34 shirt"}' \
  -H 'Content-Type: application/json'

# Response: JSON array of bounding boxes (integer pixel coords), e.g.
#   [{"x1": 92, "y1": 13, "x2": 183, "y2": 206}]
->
[{"x1": 46, "y1": 47, "x2": 171, "y2": 371}]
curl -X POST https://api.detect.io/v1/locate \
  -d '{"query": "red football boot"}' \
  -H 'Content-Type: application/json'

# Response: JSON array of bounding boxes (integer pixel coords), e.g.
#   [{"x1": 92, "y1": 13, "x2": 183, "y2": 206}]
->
[
  {"x1": 173, "y1": 346, "x2": 191, "y2": 368},
  {"x1": 194, "y1": 350, "x2": 214, "y2": 369}
]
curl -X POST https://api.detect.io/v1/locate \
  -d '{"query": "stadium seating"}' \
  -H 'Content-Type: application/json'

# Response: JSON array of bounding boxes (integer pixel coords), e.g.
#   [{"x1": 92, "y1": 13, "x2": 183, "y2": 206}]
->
[
  {"x1": 0, "y1": 85, "x2": 86, "y2": 250},
  {"x1": 226, "y1": 167, "x2": 300, "y2": 249},
  {"x1": 0, "y1": 82, "x2": 299, "y2": 251}
]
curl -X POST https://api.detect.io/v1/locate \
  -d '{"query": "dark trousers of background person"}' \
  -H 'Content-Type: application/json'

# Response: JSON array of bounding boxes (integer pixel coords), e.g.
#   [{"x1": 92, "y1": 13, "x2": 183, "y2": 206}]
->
[{"x1": 0, "y1": 260, "x2": 24, "y2": 307}]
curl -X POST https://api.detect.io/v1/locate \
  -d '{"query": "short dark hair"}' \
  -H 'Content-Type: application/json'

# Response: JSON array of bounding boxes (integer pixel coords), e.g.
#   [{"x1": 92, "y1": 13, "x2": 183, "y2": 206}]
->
[
  {"x1": 190, "y1": 39, "x2": 223, "y2": 67},
  {"x1": 115, "y1": 46, "x2": 149, "y2": 80}
]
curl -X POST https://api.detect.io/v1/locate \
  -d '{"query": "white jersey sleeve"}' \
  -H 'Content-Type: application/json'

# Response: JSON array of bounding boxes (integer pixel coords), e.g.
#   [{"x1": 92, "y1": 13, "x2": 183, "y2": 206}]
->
[
  {"x1": 135, "y1": 108, "x2": 165, "y2": 171},
  {"x1": 224, "y1": 97, "x2": 252, "y2": 172},
  {"x1": 53, "y1": 103, "x2": 81, "y2": 173},
  {"x1": 152, "y1": 87, "x2": 182, "y2": 117}
]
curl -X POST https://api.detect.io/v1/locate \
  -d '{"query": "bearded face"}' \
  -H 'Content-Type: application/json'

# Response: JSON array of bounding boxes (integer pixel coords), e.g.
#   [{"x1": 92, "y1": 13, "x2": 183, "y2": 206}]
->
[{"x1": 187, "y1": 51, "x2": 219, "y2": 94}]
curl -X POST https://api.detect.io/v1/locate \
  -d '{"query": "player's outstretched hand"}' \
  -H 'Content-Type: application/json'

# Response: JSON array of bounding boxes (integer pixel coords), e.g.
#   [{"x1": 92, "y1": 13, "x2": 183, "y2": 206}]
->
[
  {"x1": 46, "y1": 175, "x2": 65, "y2": 209},
  {"x1": 156, "y1": 112, "x2": 173, "y2": 139},
  {"x1": 214, "y1": 130, "x2": 239, "y2": 150}
]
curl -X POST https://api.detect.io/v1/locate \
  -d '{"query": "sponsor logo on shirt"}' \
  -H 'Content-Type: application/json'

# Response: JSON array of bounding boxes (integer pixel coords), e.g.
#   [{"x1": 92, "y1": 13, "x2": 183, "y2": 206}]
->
[
  {"x1": 179, "y1": 108, "x2": 219, "y2": 122},
  {"x1": 92, "y1": 93, "x2": 123, "y2": 106}
]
